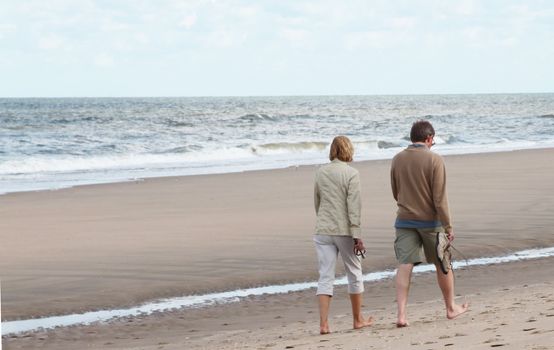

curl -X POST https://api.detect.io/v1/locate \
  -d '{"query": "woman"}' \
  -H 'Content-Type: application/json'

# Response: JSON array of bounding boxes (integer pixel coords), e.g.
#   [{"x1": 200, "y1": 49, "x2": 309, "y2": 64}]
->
[{"x1": 313, "y1": 135, "x2": 373, "y2": 334}]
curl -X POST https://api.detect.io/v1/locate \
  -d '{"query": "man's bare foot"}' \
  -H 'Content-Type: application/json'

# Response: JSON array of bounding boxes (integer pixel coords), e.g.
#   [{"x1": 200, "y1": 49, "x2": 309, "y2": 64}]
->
[
  {"x1": 320, "y1": 322, "x2": 330, "y2": 335},
  {"x1": 447, "y1": 302, "x2": 469, "y2": 320},
  {"x1": 396, "y1": 321, "x2": 409, "y2": 328},
  {"x1": 353, "y1": 316, "x2": 373, "y2": 329}
]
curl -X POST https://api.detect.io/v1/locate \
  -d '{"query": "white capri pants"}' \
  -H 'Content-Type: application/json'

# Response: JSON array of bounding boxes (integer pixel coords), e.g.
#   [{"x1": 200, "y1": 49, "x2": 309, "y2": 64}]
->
[{"x1": 314, "y1": 234, "x2": 364, "y2": 296}]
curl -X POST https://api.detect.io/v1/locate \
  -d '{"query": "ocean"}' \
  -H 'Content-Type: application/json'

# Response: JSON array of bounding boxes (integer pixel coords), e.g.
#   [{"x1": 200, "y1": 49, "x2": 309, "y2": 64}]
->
[{"x1": 1, "y1": 94, "x2": 554, "y2": 194}]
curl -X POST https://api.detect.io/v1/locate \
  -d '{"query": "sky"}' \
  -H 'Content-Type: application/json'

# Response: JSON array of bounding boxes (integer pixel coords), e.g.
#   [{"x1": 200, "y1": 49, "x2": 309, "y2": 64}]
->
[{"x1": 1, "y1": 0, "x2": 553, "y2": 97}]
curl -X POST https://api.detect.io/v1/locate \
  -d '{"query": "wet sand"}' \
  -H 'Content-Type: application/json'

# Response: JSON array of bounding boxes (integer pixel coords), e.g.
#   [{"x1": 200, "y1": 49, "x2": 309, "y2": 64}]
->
[
  {"x1": 3, "y1": 255, "x2": 553, "y2": 349},
  {"x1": 1, "y1": 148, "x2": 554, "y2": 348}
]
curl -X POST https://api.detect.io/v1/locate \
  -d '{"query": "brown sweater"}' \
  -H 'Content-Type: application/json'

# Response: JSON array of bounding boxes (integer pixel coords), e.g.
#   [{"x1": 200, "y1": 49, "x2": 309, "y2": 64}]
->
[{"x1": 390, "y1": 145, "x2": 452, "y2": 231}]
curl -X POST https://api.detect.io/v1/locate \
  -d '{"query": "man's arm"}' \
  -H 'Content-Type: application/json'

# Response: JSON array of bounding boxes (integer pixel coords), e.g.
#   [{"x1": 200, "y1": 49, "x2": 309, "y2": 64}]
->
[
  {"x1": 390, "y1": 162, "x2": 398, "y2": 201},
  {"x1": 432, "y1": 157, "x2": 452, "y2": 234}
]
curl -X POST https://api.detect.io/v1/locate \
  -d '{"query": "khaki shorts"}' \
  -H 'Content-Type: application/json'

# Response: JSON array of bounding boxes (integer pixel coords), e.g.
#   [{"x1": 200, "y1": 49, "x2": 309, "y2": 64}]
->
[{"x1": 394, "y1": 227, "x2": 443, "y2": 265}]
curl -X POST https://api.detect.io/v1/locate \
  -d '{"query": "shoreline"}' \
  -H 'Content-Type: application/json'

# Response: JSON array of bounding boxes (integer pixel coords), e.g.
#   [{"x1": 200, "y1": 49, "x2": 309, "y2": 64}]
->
[
  {"x1": 1, "y1": 148, "x2": 554, "y2": 322},
  {"x1": 4, "y1": 255, "x2": 554, "y2": 349},
  {"x1": 3, "y1": 146, "x2": 554, "y2": 197},
  {"x1": 3, "y1": 246, "x2": 554, "y2": 335}
]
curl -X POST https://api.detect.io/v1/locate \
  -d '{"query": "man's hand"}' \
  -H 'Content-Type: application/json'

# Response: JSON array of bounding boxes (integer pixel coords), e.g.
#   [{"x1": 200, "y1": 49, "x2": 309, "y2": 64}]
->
[{"x1": 446, "y1": 229, "x2": 455, "y2": 242}]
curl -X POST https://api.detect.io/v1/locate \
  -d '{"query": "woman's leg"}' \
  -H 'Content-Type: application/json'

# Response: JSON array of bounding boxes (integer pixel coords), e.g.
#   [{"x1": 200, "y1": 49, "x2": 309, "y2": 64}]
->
[
  {"x1": 314, "y1": 235, "x2": 338, "y2": 334},
  {"x1": 318, "y1": 295, "x2": 332, "y2": 334},
  {"x1": 335, "y1": 236, "x2": 373, "y2": 329}
]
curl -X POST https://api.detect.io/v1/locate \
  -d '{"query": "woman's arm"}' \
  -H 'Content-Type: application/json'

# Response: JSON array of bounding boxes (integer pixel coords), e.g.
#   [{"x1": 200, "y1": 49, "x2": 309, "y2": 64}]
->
[{"x1": 346, "y1": 171, "x2": 361, "y2": 239}]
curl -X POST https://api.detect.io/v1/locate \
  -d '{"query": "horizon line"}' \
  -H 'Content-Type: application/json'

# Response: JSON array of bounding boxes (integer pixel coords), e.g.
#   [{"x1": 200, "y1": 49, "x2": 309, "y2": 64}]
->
[{"x1": 1, "y1": 91, "x2": 554, "y2": 99}]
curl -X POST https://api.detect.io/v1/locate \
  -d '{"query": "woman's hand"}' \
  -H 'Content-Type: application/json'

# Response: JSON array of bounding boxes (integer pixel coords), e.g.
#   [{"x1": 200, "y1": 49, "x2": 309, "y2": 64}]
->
[{"x1": 353, "y1": 238, "x2": 366, "y2": 258}]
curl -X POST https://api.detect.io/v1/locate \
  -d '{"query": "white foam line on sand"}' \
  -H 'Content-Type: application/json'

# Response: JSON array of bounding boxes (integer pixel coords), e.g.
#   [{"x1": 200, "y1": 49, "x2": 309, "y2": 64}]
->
[{"x1": 2, "y1": 246, "x2": 554, "y2": 336}]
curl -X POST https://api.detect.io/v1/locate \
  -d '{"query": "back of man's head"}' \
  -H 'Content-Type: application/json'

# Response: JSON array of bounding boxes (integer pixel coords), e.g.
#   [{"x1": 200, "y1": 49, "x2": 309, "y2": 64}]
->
[{"x1": 410, "y1": 120, "x2": 435, "y2": 143}]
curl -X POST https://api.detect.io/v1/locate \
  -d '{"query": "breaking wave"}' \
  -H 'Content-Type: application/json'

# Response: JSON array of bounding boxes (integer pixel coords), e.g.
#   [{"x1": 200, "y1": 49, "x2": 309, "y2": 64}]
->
[{"x1": 250, "y1": 142, "x2": 328, "y2": 154}]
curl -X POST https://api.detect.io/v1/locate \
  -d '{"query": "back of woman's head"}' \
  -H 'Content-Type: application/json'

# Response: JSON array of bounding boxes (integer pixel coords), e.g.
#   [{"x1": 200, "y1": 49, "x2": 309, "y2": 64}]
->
[{"x1": 329, "y1": 136, "x2": 354, "y2": 162}]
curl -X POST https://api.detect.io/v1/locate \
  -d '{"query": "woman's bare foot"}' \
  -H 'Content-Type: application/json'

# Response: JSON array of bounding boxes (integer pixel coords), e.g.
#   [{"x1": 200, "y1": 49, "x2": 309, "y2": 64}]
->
[
  {"x1": 396, "y1": 311, "x2": 409, "y2": 328},
  {"x1": 353, "y1": 316, "x2": 373, "y2": 329},
  {"x1": 320, "y1": 324, "x2": 330, "y2": 335},
  {"x1": 446, "y1": 302, "x2": 469, "y2": 319}
]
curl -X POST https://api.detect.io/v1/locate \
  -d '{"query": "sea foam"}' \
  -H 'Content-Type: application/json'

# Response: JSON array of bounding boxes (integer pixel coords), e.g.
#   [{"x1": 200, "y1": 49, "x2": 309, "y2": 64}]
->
[{"x1": 2, "y1": 246, "x2": 554, "y2": 336}]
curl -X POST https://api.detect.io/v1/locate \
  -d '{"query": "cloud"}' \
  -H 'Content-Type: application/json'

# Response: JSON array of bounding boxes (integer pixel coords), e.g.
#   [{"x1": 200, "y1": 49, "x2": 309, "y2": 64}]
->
[
  {"x1": 134, "y1": 32, "x2": 150, "y2": 45},
  {"x1": 387, "y1": 17, "x2": 417, "y2": 30},
  {"x1": 279, "y1": 28, "x2": 310, "y2": 43},
  {"x1": 237, "y1": 6, "x2": 258, "y2": 18},
  {"x1": 204, "y1": 30, "x2": 245, "y2": 48},
  {"x1": 93, "y1": 53, "x2": 115, "y2": 67},
  {"x1": 179, "y1": 14, "x2": 197, "y2": 29},
  {"x1": 2, "y1": 0, "x2": 554, "y2": 96},
  {"x1": 101, "y1": 19, "x2": 129, "y2": 32},
  {"x1": 344, "y1": 31, "x2": 390, "y2": 50},
  {"x1": 452, "y1": 0, "x2": 480, "y2": 16},
  {"x1": 38, "y1": 34, "x2": 65, "y2": 49},
  {"x1": 0, "y1": 23, "x2": 17, "y2": 39}
]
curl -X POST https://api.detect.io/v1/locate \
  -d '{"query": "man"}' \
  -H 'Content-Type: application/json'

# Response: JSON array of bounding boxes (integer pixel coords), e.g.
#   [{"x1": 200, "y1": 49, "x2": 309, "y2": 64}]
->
[{"x1": 390, "y1": 120, "x2": 469, "y2": 327}]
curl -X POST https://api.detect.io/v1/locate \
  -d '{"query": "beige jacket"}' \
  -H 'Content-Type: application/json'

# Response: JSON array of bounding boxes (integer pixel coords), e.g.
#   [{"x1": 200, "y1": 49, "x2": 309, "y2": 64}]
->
[{"x1": 314, "y1": 159, "x2": 361, "y2": 238}]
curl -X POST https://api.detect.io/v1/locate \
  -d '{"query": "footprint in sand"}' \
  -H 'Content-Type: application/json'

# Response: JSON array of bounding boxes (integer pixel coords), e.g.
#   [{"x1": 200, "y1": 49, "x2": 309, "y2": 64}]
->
[
  {"x1": 490, "y1": 344, "x2": 508, "y2": 348},
  {"x1": 483, "y1": 338, "x2": 502, "y2": 344}
]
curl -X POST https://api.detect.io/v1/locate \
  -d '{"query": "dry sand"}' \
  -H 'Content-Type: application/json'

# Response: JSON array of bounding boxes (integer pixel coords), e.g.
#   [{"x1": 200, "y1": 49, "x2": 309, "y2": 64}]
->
[{"x1": 1, "y1": 148, "x2": 554, "y2": 349}]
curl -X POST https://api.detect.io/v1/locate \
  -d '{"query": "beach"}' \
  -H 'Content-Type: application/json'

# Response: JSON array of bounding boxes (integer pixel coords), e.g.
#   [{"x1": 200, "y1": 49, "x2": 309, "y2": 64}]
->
[{"x1": 2, "y1": 148, "x2": 554, "y2": 349}]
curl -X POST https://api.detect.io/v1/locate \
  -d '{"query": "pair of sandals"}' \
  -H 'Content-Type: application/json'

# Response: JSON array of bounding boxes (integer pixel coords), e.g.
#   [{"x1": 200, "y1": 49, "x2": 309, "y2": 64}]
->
[{"x1": 436, "y1": 231, "x2": 453, "y2": 274}]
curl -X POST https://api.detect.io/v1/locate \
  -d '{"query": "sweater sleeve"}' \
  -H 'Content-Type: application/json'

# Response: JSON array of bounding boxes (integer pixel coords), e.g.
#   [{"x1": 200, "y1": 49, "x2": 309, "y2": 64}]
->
[
  {"x1": 390, "y1": 160, "x2": 398, "y2": 201},
  {"x1": 432, "y1": 157, "x2": 452, "y2": 231},
  {"x1": 347, "y1": 171, "x2": 362, "y2": 239}
]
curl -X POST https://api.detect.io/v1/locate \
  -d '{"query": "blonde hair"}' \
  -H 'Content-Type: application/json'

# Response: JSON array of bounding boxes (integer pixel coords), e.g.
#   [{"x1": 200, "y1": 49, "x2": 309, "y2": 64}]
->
[{"x1": 329, "y1": 136, "x2": 354, "y2": 162}]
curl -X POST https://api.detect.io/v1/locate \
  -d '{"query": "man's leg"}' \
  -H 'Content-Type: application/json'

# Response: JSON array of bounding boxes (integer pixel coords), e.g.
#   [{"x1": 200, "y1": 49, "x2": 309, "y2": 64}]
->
[
  {"x1": 394, "y1": 228, "x2": 422, "y2": 327},
  {"x1": 435, "y1": 267, "x2": 469, "y2": 319},
  {"x1": 396, "y1": 263, "x2": 414, "y2": 326},
  {"x1": 318, "y1": 295, "x2": 332, "y2": 334}
]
